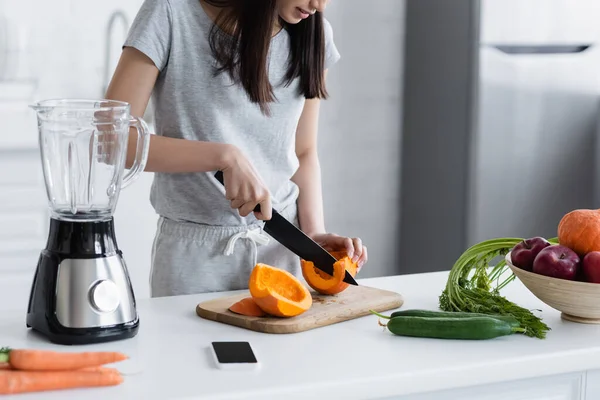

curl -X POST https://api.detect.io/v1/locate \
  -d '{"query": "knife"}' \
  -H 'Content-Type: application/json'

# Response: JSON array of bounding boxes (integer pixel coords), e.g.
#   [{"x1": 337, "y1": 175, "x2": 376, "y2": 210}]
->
[{"x1": 213, "y1": 171, "x2": 358, "y2": 286}]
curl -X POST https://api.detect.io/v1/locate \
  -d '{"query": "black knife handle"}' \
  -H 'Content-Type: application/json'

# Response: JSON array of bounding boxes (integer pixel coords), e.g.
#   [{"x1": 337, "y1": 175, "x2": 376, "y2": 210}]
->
[
  {"x1": 214, "y1": 170, "x2": 225, "y2": 185},
  {"x1": 214, "y1": 171, "x2": 262, "y2": 213}
]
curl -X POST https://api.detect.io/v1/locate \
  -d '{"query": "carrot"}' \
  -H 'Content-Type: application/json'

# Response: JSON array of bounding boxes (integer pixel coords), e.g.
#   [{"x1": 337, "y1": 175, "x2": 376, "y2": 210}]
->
[
  {"x1": 228, "y1": 297, "x2": 267, "y2": 317},
  {"x1": 0, "y1": 369, "x2": 123, "y2": 394},
  {"x1": 0, "y1": 347, "x2": 128, "y2": 371},
  {"x1": 0, "y1": 364, "x2": 117, "y2": 373},
  {"x1": 79, "y1": 366, "x2": 119, "y2": 373}
]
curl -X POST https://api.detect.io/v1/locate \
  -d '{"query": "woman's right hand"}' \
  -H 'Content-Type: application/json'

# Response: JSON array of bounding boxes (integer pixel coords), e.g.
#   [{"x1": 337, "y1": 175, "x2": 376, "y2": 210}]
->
[{"x1": 219, "y1": 145, "x2": 272, "y2": 220}]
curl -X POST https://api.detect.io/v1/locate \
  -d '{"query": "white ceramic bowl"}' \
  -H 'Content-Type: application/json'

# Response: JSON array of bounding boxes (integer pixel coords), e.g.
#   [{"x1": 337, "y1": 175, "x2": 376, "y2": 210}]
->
[{"x1": 506, "y1": 251, "x2": 600, "y2": 324}]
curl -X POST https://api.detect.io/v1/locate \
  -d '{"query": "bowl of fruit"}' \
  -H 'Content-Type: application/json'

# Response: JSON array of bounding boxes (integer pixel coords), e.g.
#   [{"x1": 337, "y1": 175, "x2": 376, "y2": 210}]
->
[{"x1": 506, "y1": 209, "x2": 600, "y2": 324}]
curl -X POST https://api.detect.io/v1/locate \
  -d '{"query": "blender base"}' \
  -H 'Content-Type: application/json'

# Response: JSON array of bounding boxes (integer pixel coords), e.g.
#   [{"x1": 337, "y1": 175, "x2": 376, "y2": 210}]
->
[{"x1": 27, "y1": 218, "x2": 140, "y2": 346}]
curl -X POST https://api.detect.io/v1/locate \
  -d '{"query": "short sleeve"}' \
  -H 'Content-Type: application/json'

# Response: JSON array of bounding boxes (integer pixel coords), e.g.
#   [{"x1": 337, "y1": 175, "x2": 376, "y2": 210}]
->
[
  {"x1": 322, "y1": 17, "x2": 341, "y2": 70},
  {"x1": 123, "y1": 0, "x2": 173, "y2": 71}
]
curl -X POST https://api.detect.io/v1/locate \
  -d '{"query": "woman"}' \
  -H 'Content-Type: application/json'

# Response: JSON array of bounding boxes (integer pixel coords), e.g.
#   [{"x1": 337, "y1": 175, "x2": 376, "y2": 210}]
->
[{"x1": 105, "y1": 0, "x2": 368, "y2": 297}]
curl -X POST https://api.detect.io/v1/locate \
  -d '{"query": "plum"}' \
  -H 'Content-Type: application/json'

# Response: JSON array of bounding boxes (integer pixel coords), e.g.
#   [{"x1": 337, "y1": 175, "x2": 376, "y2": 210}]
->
[
  {"x1": 532, "y1": 245, "x2": 580, "y2": 281},
  {"x1": 511, "y1": 237, "x2": 551, "y2": 271}
]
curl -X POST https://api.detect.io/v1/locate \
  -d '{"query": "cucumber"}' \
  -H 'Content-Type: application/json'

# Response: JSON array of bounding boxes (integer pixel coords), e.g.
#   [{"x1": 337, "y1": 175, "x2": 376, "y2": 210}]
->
[
  {"x1": 389, "y1": 309, "x2": 521, "y2": 329},
  {"x1": 384, "y1": 316, "x2": 518, "y2": 340}
]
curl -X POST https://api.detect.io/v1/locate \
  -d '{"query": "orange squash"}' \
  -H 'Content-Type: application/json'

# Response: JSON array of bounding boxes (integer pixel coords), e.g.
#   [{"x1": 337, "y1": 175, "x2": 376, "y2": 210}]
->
[
  {"x1": 301, "y1": 250, "x2": 358, "y2": 295},
  {"x1": 558, "y1": 208, "x2": 600, "y2": 256},
  {"x1": 248, "y1": 263, "x2": 312, "y2": 317},
  {"x1": 228, "y1": 297, "x2": 267, "y2": 317}
]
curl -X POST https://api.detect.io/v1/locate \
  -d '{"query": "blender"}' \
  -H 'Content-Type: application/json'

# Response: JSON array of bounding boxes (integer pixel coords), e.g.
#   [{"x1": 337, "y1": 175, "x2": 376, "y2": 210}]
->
[{"x1": 27, "y1": 99, "x2": 151, "y2": 345}]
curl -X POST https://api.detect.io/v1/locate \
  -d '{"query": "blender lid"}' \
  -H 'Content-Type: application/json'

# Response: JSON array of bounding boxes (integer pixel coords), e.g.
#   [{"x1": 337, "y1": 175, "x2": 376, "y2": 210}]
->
[{"x1": 30, "y1": 99, "x2": 131, "y2": 120}]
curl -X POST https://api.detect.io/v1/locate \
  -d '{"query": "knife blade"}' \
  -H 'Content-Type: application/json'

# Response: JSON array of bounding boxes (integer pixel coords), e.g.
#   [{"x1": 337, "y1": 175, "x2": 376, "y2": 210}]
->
[{"x1": 213, "y1": 171, "x2": 358, "y2": 286}]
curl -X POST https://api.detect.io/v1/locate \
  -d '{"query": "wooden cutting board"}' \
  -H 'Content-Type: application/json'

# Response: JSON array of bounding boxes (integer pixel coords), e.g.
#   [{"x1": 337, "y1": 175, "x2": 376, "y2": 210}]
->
[{"x1": 196, "y1": 285, "x2": 404, "y2": 334}]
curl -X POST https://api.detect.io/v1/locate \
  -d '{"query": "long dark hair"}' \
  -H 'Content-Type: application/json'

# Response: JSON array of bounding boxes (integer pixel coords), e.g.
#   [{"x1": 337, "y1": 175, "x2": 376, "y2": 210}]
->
[{"x1": 203, "y1": 0, "x2": 329, "y2": 115}]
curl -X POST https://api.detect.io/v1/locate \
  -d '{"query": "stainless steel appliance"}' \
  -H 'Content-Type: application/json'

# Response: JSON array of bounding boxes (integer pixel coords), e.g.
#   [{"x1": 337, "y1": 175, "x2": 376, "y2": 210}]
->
[
  {"x1": 27, "y1": 99, "x2": 151, "y2": 345},
  {"x1": 399, "y1": 0, "x2": 600, "y2": 274}
]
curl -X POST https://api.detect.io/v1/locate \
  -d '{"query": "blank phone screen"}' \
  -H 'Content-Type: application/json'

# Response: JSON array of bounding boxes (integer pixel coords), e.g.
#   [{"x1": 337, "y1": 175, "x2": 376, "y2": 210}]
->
[{"x1": 212, "y1": 341, "x2": 258, "y2": 364}]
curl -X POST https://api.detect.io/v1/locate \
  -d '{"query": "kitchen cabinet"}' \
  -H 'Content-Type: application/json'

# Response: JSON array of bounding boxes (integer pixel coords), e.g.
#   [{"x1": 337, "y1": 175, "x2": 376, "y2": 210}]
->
[
  {"x1": 388, "y1": 372, "x2": 584, "y2": 400},
  {"x1": 0, "y1": 150, "x2": 48, "y2": 312},
  {"x1": 387, "y1": 369, "x2": 600, "y2": 400},
  {"x1": 585, "y1": 370, "x2": 600, "y2": 399}
]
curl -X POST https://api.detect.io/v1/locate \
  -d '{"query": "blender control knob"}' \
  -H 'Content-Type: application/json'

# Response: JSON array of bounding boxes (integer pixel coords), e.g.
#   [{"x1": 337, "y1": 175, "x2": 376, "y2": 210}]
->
[{"x1": 89, "y1": 280, "x2": 120, "y2": 313}]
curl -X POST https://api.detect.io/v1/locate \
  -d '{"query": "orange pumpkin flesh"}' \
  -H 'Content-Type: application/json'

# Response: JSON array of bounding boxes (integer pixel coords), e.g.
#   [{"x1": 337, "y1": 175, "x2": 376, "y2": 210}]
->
[
  {"x1": 249, "y1": 263, "x2": 312, "y2": 317},
  {"x1": 301, "y1": 251, "x2": 358, "y2": 295},
  {"x1": 228, "y1": 297, "x2": 267, "y2": 317},
  {"x1": 558, "y1": 209, "x2": 600, "y2": 256}
]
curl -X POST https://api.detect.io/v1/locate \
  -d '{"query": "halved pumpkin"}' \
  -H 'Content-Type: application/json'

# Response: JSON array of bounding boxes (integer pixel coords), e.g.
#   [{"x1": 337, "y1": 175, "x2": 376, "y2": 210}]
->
[
  {"x1": 301, "y1": 250, "x2": 358, "y2": 295},
  {"x1": 249, "y1": 263, "x2": 312, "y2": 317},
  {"x1": 229, "y1": 297, "x2": 267, "y2": 317}
]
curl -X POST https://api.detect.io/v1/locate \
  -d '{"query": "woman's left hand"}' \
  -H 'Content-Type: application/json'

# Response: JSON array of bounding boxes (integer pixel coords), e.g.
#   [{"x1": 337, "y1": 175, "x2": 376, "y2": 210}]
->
[{"x1": 309, "y1": 233, "x2": 368, "y2": 273}]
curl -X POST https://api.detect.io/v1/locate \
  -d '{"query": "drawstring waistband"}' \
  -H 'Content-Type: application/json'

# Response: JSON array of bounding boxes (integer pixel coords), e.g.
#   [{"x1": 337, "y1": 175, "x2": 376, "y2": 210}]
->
[{"x1": 223, "y1": 227, "x2": 271, "y2": 266}]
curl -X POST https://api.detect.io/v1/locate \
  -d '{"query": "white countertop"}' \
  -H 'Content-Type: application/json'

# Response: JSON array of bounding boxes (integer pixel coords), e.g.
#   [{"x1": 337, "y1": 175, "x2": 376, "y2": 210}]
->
[{"x1": 3, "y1": 270, "x2": 600, "y2": 400}]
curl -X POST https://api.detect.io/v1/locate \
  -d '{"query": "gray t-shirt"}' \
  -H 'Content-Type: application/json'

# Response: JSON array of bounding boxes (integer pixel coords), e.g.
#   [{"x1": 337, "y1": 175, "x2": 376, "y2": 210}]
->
[{"x1": 123, "y1": 0, "x2": 341, "y2": 227}]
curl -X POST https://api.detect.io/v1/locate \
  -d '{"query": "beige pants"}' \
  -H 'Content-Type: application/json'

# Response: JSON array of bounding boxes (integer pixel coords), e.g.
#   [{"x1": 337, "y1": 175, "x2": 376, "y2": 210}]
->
[{"x1": 149, "y1": 203, "x2": 301, "y2": 297}]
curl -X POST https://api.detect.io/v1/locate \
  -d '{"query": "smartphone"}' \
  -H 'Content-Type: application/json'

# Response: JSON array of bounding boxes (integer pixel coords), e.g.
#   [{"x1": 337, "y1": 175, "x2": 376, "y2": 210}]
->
[{"x1": 210, "y1": 341, "x2": 260, "y2": 370}]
